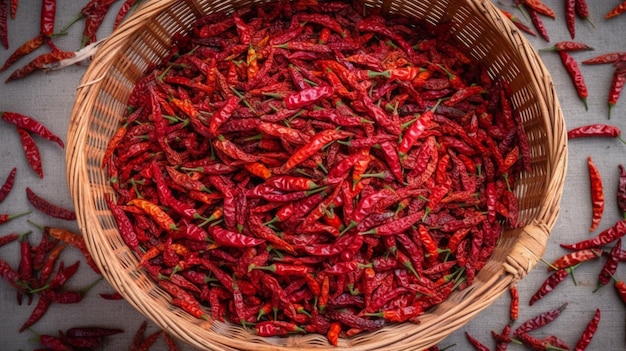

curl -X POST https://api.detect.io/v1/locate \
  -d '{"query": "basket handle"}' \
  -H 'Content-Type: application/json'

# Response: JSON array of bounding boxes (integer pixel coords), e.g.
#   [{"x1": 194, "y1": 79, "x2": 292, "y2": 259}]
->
[{"x1": 503, "y1": 223, "x2": 550, "y2": 280}]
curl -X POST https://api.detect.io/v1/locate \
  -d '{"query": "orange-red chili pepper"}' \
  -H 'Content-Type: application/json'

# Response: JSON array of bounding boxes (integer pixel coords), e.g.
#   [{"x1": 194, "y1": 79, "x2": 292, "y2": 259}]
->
[
  {"x1": 606, "y1": 0, "x2": 626, "y2": 19},
  {"x1": 128, "y1": 198, "x2": 178, "y2": 231},
  {"x1": 587, "y1": 156, "x2": 604, "y2": 232}
]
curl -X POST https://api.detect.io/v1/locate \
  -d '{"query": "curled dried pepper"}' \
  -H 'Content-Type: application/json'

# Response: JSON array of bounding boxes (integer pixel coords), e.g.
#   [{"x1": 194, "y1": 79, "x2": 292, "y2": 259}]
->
[
  {"x1": 608, "y1": 62, "x2": 626, "y2": 119},
  {"x1": 0, "y1": 167, "x2": 16, "y2": 203}
]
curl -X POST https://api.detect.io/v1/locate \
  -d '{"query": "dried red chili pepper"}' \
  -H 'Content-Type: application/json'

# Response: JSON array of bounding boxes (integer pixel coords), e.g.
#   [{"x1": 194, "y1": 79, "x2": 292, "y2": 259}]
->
[
  {"x1": 575, "y1": 0, "x2": 594, "y2": 26},
  {"x1": 509, "y1": 284, "x2": 519, "y2": 321},
  {"x1": 0, "y1": 167, "x2": 16, "y2": 203},
  {"x1": 587, "y1": 157, "x2": 604, "y2": 232},
  {"x1": 565, "y1": 0, "x2": 576, "y2": 39},
  {"x1": 527, "y1": 7, "x2": 549, "y2": 42},
  {"x1": 465, "y1": 331, "x2": 490, "y2": 351},
  {"x1": 567, "y1": 124, "x2": 625, "y2": 142},
  {"x1": 595, "y1": 238, "x2": 622, "y2": 291},
  {"x1": 16, "y1": 127, "x2": 43, "y2": 178},
  {"x1": 559, "y1": 51, "x2": 588, "y2": 110},
  {"x1": 0, "y1": 34, "x2": 44, "y2": 72},
  {"x1": 529, "y1": 267, "x2": 571, "y2": 305},
  {"x1": 561, "y1": 219, "x2": 626, "y2": 250},
  {"x1": 513, "y1": 303, "x2": 568, "y2": 336},
  {"x1": 606, "y1": 0, "x2": 626, "y2": 19},
  {"x1": 540, "y1": 41, "x2": 594, "y2": 52},
  {"x1": 574, "y1": 308, "x2": 600, "y2": 350},
  {"x1": 0, "y1": 0, "x2": 7, "y2": 49},
  {"x1": 1, "y1": 111, "x2": 64, "y2": 148},
  {"x1": 40, "y1": 0, "x2": 56, "y2": 37},
  {"x1": 548, "y1": 248, "x2": 602, "y2": 270},
  {"x1": 113, "y1": 0, "x2": 137, "y2": 29},
  {"x1": 608, "y1": 62, "x2": 626, "y2": 118},
  {"x1": 26, "y1": 187, "x2": 76, "y2": 220},
  {"x1": 618, "y1": 165, "x2": 626, "y2": 217}
]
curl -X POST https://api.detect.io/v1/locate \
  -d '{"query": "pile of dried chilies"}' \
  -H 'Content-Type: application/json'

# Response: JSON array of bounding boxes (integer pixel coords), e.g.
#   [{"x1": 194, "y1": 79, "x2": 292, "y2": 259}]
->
[{"x1": 103, "y1": 0, "x2": 528, "y2": 344}]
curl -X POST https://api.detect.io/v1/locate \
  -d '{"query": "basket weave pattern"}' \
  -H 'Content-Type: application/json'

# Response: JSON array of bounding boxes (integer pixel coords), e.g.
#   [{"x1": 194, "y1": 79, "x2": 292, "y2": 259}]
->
[{"x1": 66, "y1": 0, "x2": 567, "y2": 349}]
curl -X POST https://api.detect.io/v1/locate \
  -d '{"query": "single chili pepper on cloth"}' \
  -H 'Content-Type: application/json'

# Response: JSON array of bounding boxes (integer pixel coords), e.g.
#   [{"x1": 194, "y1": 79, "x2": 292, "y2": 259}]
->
[
  {"x1": 26, "y1": 187, "x2": 76, "y2": 220},
  {"x1": 0, "y1": 0, "x2": 8, "y2": 49},
  {"x1": 527, "y1": 6, "x2": 549, "y2": 42},
  {"x1": 513, "y1": 303, "x2": 568, "y2": 336},
  {"x1": 567, "y1": 124, "x2": 625, "y2": 142},
  {"x1": 561, "y1": 219, "x2": 626, "y2": 249},
  {"x1": 608, "y1": 62, "x2": 626, "y2": 119},
  {"x1": 606, "y1": 0, "x2": 626, "y2": 19},
  {"x1": 548, "y1": 248, "x2": 602, "y2": 270},
  {"x1": 1, "y1": 111, "x2": 64, "y2": 148},
  {"x1": 16, "y1": 127, "x2": 44, "y2": 178},
  {"x1": 465, "y1": 331, "x2": 490, "y2": 351},
  {"x1": 575, "y1": 0, "x2": 594, "y2": 27},
  {"x1": 558, "y1": 51, "x2": 588, "y2": 110},
  {"x1": 0, "y1": 167, "x2": 16, "y2": 203},
  {"x1": 529, "y1": 267, "x2": 572, "y2": 305},
  {"x1": 565, "y1": 0, "x2": 576, "y2": 39},
  {"x1": 499, "y1": 8, "x2": 536, "y2": 36},
  {"x1": 540, "y1": 41, "x2": 594, "y2": 52},
  {"x1": 595, "y1": 238, "x2": 622, "y2": 291},
  {"x1": 618, "y1": 165, "x2": 626, "y2": 217},
  {"x1": 40, "y1": 0, "x2": 57, "y2": 37},
  {"x1": 509, "y1": 284, "x2": 519, "y2": 321},
  {"x1": 5, "y1": 50, "x2": 76, "y2": 82},
  {"x1": 0, "y1": 34, "x2": 44, "y2": 72},
  {"x1": 574, "y1": 308, "x2": 600, "y2": 350},
  {"x1": 587, "y1": 156, "x2": 604, "y2": 232}
]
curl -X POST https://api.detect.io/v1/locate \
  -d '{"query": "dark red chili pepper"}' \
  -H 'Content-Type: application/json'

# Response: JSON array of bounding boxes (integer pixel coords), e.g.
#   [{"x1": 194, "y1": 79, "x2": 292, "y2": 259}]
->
[
  {"x1": 500, "y1": 8, "x2": 537, "y2": 36},
  {"x1": 559, "y1": 51, "x2": 588, "y2": 110},
  {"x1": 113, "y1": 0, "x2": 137, "y2": 29},
  {"x1": 565, "y1": 0, "x2": 576, "y2": 38},
  {"x1": 1, "y1": 111, "x2": 64, "y2": 148},
  {"x1": 26, "y1": 187, "x2": 76, "y2": 220},
  {"x1": 595, "y1": 238, "x2": 622, "y2": 291},
  {"x1": 510, "y1": 284, "x2": 519, "y2": 321},
  {"x1": 527, "y1": 7, "x2": 549, "y2": 42},
  {"x1": 587, "y1": 156, "x2": 604, "y2": 232},
  {"x1": 40, "y1": 0, "x2": 56, "y2": 37},
  {"x1": 529, "y1": 268, "x2": 571, "y2": 305},
  {"x1": 608, "y1": 62, "x2": 626, "y2": 119},
  {"x1": 465, "y1": 331, "x2": 490, "y2": 351},
  {"x1": 513, "y1": 303, "x2": 568, "y2": 336},
  {"x1": 575, "y1": 0, "x2": 594, "y2": 26},
  {"x1": 618, "y1": 165, "x2": 626, "y2": 217},
  {"x1": 574, "y1": 308, "x2": 600, "y2": 350},
  {"x1": 19, "y1": 295, "x2": 52, "y2": 332},
  {"x1": 16, "y1": 127, "x2": 43, "y2": 178},
  {"x1": 106, "y1": 196, "x2": 140, "y2": 254},
  {"x1": 0, "y1": 0, "x2": 7, "y2": 49},
  {"x1": 0, "y1": 167, "x2": 16, "y2": 204}
]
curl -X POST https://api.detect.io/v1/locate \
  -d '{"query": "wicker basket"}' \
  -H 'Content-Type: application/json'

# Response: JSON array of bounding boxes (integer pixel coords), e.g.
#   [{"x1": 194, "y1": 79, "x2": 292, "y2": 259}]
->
[{"x1": 66, "y1": 0, "x2": 567, "y2": 349}]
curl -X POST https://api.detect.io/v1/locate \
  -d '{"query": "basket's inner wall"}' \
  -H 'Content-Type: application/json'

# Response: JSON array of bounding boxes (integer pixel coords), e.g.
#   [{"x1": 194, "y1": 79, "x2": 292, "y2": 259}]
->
[{"x1": 75, "y1": 0, "x2": 558, "y2": 349}]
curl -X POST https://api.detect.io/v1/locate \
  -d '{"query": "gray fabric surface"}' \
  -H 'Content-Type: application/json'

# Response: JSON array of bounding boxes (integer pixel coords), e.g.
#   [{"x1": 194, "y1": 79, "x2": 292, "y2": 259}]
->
[{"x1": 0, "y1": 1, "x2": 625, "y2": 350}]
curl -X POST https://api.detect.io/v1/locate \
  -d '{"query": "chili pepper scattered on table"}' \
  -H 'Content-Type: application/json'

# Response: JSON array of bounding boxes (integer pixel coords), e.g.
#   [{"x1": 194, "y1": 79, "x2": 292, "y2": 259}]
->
[
  {"x1": 606, "y1": 0, "x2": 626, "y2": 19},
  {"x1": 586, "y1": 156, "x2": 604, "y2": 232}
]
